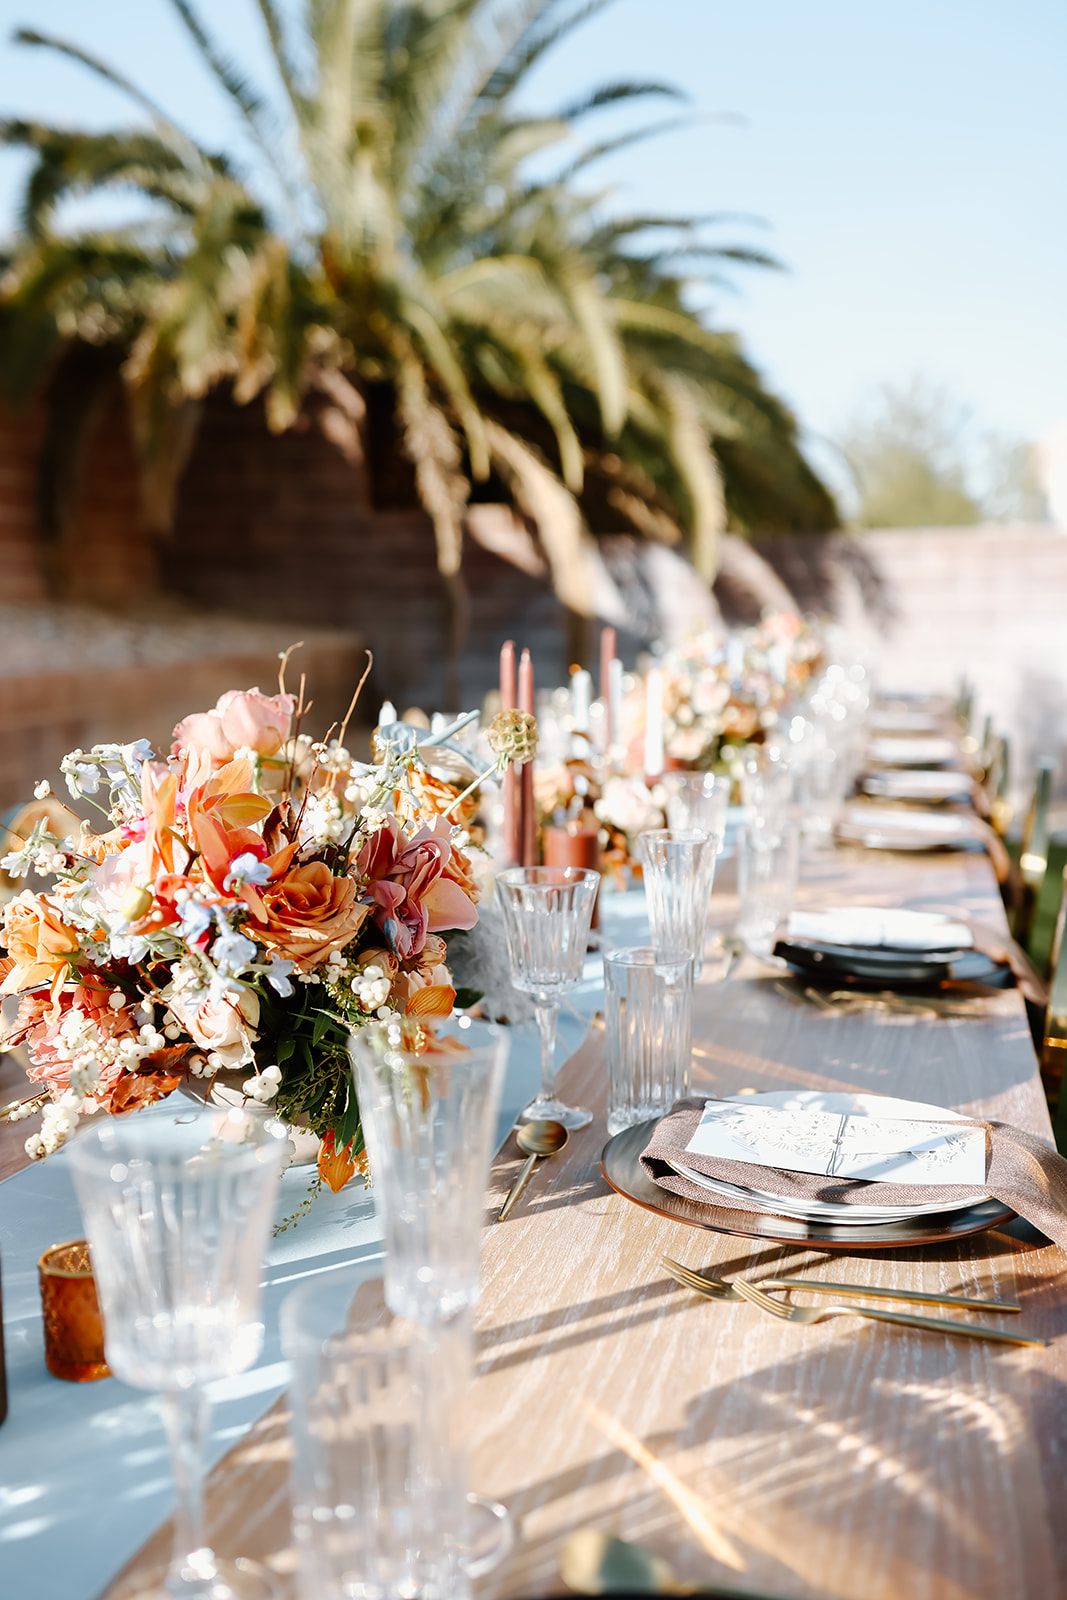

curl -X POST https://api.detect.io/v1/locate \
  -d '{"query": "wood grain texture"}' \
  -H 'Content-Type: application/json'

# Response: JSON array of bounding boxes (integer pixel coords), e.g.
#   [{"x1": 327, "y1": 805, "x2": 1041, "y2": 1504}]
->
[{"x1": 105, "y1": 844, "x2": 1067, "y2": 1600}]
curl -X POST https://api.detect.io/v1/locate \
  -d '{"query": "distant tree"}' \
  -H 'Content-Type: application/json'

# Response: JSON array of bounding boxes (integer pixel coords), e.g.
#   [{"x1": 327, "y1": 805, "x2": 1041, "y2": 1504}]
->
[
  {"x1": 979, "y1": 435, "x2": 1047, "y2": 523},
  {"x1": 838, "y1": 379, "x2": 981, "y2": 528}
]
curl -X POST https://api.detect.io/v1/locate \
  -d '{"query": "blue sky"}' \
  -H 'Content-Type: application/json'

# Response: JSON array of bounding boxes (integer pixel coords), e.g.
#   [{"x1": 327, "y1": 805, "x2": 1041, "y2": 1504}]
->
[{"x1": 1, "y1": 0, "x2": 1063, "y2": 489}]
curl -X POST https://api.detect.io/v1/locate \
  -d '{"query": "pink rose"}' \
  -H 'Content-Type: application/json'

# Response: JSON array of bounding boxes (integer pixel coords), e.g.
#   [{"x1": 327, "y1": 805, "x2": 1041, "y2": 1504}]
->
[
  {"x1": 357, "y1": 817, "x2": 478, "y2": 960},
  {"x1": 168, "y1": 987, "x2": 260, "y2": 1069},
  {"x1": 172, "y1": 688, "x2": 295, "y2": 763}
]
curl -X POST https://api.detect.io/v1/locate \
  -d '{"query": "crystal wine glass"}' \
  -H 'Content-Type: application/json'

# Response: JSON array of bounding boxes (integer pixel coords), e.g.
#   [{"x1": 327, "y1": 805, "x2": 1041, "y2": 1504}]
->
[
  {"x1": 68, "y1": 1104, "x2": 286, "y2": 1600},
  {"x1": 495, "y1": 866, "x2": 600, "y2": 1129}
]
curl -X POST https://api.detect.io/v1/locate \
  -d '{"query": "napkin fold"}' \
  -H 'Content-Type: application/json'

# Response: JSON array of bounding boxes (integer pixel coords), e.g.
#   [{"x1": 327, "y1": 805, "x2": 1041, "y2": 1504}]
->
[
  {"x1": 787, "y1": 907, "x2": 973, "y2": 951},
  {"x1": 641, "y1": 1097, "x2": 1067, "y2": 1246}
]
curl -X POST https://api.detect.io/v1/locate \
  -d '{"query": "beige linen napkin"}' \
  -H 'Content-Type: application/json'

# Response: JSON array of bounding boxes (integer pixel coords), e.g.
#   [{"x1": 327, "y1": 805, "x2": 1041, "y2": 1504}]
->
[{"x1": 641, "y1": 1097, "x2": 1067, "y2": 1245}]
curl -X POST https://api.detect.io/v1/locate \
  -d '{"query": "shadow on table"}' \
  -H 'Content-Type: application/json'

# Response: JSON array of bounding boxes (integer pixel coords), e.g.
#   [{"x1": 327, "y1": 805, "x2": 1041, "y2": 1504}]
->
[{"x1": 491, "y1": 1334, "x2": 1067, "y2": 1600}]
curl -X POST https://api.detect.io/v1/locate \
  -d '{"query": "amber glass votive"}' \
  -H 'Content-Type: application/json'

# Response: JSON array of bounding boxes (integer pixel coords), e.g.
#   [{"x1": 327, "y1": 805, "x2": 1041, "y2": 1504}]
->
[{"x1": 38, "y1": 1239, "x2": 110, "y2": 1382}]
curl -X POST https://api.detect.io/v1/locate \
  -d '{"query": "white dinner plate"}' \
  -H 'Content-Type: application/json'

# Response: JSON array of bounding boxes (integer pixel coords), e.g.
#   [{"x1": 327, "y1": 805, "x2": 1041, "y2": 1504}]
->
[
  {"x1": 836, "y1": 805, "x2": 978, "y2": 852},
  {"x1": 867, "y1": 737, "x2": 959, "y2": 768},
  {"x1": 666, "y1": 1090, "x2": 987, "y2": 1224},
  {"x1": 860, "y1": 769, "x2": 975, "y2": 803}
]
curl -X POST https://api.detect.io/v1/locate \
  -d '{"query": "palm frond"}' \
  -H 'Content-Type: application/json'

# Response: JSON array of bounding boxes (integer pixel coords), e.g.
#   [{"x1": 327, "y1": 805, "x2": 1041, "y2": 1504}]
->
[
  {"x1": 13, "y1": 29, "x2": 206, "y2": 168},
  {"x1": 396, "y1": 351, "x2": 468, "y2": 577},
  {"x1": 556, "y1": 80, "x2": 687, "y2": 122}
]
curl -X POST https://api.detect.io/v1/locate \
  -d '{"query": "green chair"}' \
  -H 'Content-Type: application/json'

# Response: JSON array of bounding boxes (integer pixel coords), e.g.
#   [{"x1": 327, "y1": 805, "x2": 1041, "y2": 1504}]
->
[
  {"x1": 1044, "y1": 866, "x2": 1067, "y2": 1150},
  {"x1": 1011, "y1": 761, "x2": 1055, "y2": 950}
]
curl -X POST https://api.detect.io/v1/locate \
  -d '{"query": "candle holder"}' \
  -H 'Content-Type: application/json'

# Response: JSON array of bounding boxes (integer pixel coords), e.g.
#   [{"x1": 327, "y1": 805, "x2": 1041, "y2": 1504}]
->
[{"x1": 38, "y1": 1239, "x2": 110, "y2": 1383}]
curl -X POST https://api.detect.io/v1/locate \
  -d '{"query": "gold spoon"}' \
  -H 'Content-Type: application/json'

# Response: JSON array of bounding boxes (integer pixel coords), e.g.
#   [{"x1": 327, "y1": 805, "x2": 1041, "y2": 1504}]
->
[{"x1": 497, "y1": 1119, "x2": 568, "y2": 1221}]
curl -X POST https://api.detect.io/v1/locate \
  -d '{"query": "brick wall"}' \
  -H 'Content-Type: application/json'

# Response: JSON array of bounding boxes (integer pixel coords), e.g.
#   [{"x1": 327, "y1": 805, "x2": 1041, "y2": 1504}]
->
[
  {"x1": 0, "y1": 397, "x2": 47, "y2": 603},
  {"x1": 164, "y1": 388, "x2": 570, "y2": 710}
]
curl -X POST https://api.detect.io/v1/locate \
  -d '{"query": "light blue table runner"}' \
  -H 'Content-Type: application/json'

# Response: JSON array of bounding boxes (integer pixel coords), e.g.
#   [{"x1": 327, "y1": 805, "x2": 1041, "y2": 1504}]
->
[{"x1": 0, "y1": 891, "x2": 649, "y2": 1600}]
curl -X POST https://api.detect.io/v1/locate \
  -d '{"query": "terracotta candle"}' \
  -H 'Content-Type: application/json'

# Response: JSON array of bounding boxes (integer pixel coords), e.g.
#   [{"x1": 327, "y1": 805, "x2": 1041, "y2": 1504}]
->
[
  {"x1": 600, "y1": 626, "x2": 617, "y2": 746},
  {"x1": 38, "y1": 1239, "x2": 110, "y2": 1383},
  {"x1": 499, "y1": 640, "x2": 519, "y2": 866},
  {"x1": 543, "y1": 822, "x2": 601, "y2": 928},
  {"x1": 517, "y1": 648, "x2": 537, "y2": 867},
  {"x1": 644, "y1": 666, "x2": 665, "y2": 781}
]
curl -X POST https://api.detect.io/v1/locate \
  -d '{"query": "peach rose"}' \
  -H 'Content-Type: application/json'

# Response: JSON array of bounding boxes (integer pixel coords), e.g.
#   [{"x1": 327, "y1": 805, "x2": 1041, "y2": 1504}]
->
[
  {"x1": 172, "y1": 688, "x2": 295, "y2": 764},
  {"x1": 257, "y1": 861, "x2": 369, "y2": 970},
  {"x1": 0, "y1": 892, "x2": 80, "y2": 996},
  {"x1": 168, "y1": 986, "x2": 260, "y2": 1069}
]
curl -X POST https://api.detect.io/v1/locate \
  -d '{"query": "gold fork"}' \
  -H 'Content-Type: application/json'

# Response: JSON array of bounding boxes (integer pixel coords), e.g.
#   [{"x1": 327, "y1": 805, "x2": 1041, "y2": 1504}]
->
[{"x1": 661, "y1": 1259, "x2": 1044, "y2": 1348}]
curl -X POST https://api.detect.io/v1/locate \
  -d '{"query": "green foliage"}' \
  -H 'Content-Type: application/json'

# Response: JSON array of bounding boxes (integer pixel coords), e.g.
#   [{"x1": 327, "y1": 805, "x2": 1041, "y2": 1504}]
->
[
  {"x1": 838, "y1": 377, "x2": 1044, "y2": 529},
  {"x1": 1, "y1": 0, "x2": 838, "y2": 595}
]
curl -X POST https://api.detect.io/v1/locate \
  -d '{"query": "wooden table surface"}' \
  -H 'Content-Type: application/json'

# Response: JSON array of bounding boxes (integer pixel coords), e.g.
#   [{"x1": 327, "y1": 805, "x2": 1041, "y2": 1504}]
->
[{"x1": 99, "y1": 844, "x2": 1067, "y2": 1600}]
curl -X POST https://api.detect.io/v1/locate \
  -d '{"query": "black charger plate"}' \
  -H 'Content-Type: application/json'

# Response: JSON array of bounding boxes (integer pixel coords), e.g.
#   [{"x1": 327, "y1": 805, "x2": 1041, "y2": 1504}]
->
[{"x1": 772, "y1": 937, "x2": 1014, "y2": 992}]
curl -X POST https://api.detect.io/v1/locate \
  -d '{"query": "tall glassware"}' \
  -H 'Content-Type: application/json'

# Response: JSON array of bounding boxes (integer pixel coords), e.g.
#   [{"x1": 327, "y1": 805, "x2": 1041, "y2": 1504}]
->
[
  {"x1": 348, "y1": 1019, "x2": 508, "y2": 1324},
  {"x1": 495, "y1": 866, "x2": 600, "y2": 1130},
  {"x1": 68, "y1": 1104, "x2": 286, "y2": 1600},
  {"x1": 282, "y1": 1275, "x2": 479, "y2": 1600},
  {"x1": 603, "y1": 948, "x2": 693, "y2": 1135},
  {"x1": 737, "y1": 821, "x2": 800, "y2": 956},
  {"x1": 639, "y1": 829, "x2": 719, "y2": 979},
  {"x1": 664, "y1": 772, "x2": 730, "y2": 851}
]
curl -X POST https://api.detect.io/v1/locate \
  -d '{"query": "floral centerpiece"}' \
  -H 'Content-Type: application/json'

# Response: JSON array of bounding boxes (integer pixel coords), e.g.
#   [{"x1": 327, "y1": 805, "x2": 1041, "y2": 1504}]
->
[
  {"x1": 636, "y1": 613, "x2": 829, "y2": 770},
  {"x1": 0, "y1": 660, "x2": 535, "y2": 1194}
]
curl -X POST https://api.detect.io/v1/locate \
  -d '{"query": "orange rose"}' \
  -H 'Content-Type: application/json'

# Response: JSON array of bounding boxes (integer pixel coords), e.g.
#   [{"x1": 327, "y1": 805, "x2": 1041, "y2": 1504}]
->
[
  {"x1": 0, "y1": 892, "x2": 80, "y2": 996},
  {"x1": 256, "y1": 861, "x2": 369, "y2": 970},
  {"x1": 441, "y1": 841, "x2": 480, "y2": 906}
]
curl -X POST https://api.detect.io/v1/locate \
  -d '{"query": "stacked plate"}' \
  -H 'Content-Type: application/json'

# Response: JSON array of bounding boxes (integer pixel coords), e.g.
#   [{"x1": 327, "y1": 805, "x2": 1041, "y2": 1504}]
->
[
  {"x1": 859, "y1": 768, "x2": 975, "y2": 804},
  {"x1": 772, "y1": 904, "x2": 1011, "y2": 988},
  {"x1": 666, "y1": 1090, "x2": 987, "y2": 1226},
  {"x1": 866, "y1": 736, "x2": 959, "y2": 769},
  {"x1": 835, "y1": 804, "x2": 979, "y2": 852}
]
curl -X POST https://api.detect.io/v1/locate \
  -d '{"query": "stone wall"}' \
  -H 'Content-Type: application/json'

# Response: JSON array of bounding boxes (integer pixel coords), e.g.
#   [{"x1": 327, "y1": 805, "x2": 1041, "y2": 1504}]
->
[{"x1": 761, "y1": 525, "x2": 1067, "y2": 800}]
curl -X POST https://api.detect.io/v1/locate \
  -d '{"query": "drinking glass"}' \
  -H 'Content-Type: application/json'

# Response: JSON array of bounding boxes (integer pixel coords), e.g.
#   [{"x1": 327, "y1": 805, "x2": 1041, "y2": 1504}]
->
[
  {"x1": 603, "y1": 948, "x2": 693, "y2": 1136},
  {"x1": 639, "y1": 829, "x2": 719, "y2": 979},
  {"x1": 663, "y1": 772, "x2": 730, "y2": 850},
  {"x1": 740, "y1": 749, "x2": 794, "y2": 838},
  {"x1": 737, "y1": 822, "x2": 800, "y2": 957},
  {"x1": 68, "y1": 1104, "x2": 286, "y2": 1600},
  {"x1": 495, "y1": 866, "x2": 600, "y2": 1129},
  {"x1": 348, "y1": 1019, "x2": 508, "y2": 1324},
  {"x1": 282, "y1": 1274, "x2": 503, "y2": 1600}
]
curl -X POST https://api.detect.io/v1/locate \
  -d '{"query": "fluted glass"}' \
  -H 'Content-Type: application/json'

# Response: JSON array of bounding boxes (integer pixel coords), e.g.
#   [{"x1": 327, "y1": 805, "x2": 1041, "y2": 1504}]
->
[
  {"x1": 282, "y1": 1275, "x2": 478, "y2": 1600},
  {"x1": 664, "y1": 772, "x2": 730, "y2": 850},
  {"x1": 349, "y1": 1020, "x2": 508, "y2": 1324},
  {"x1": 639, "y1": 829, "x2": 719, "y2": 979},
  {"x1": 603, "y1": 947, "x2": 693, "y2": 1136},
  {"x1": 494, "y1": 866, "x2": 600, "y2": 1129}
]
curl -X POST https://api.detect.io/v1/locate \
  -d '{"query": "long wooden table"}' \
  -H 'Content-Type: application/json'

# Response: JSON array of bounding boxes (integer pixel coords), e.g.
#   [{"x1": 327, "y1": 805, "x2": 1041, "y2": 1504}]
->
[{"x1": 107, "y1": 845, "x2": 1067, "y2": 1600}]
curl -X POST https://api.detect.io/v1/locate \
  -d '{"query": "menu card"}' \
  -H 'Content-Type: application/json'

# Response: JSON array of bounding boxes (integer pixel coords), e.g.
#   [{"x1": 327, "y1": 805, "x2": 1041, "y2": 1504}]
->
[{"x1": 685, "y1": 1101, "x2": 987, "y2": 1186}]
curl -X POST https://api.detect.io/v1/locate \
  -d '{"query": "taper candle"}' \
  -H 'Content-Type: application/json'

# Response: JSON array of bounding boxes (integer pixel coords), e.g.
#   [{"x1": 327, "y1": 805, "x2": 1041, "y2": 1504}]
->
[
  {"x1": 500, "y1": 640, "x2": 519, "y2": 866},
  {"x1": 644, "y1": 666, "x2": 665, "y2": 781},
  {"x1": 571, "y1": 668, "x2": 592, "y2": 733},
  {"x1": 518, "y1": 648, "x2": 537, "y2": 867},
  {"x1": 600, "y1": 626, "x2": 617, "y2": 746}
]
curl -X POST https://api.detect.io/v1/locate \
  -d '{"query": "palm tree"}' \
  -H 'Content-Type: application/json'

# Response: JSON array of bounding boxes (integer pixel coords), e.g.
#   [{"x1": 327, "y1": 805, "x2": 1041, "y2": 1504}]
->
[{"x1": 0, "y1": 0, "x2": 836, "y2": 635}]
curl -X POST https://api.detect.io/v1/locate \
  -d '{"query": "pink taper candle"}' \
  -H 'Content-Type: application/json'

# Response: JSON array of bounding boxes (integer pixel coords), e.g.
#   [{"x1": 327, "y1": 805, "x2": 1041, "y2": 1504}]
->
[
  {"x1": 599, "y1": 626, "x2": 616, "y2": 744},
  {"x1": 518, "y1": 648, "x2": 537, "y2": 867},
  {"x1": 500, "y1": 640, "x2": 519, "y2": 866}
]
